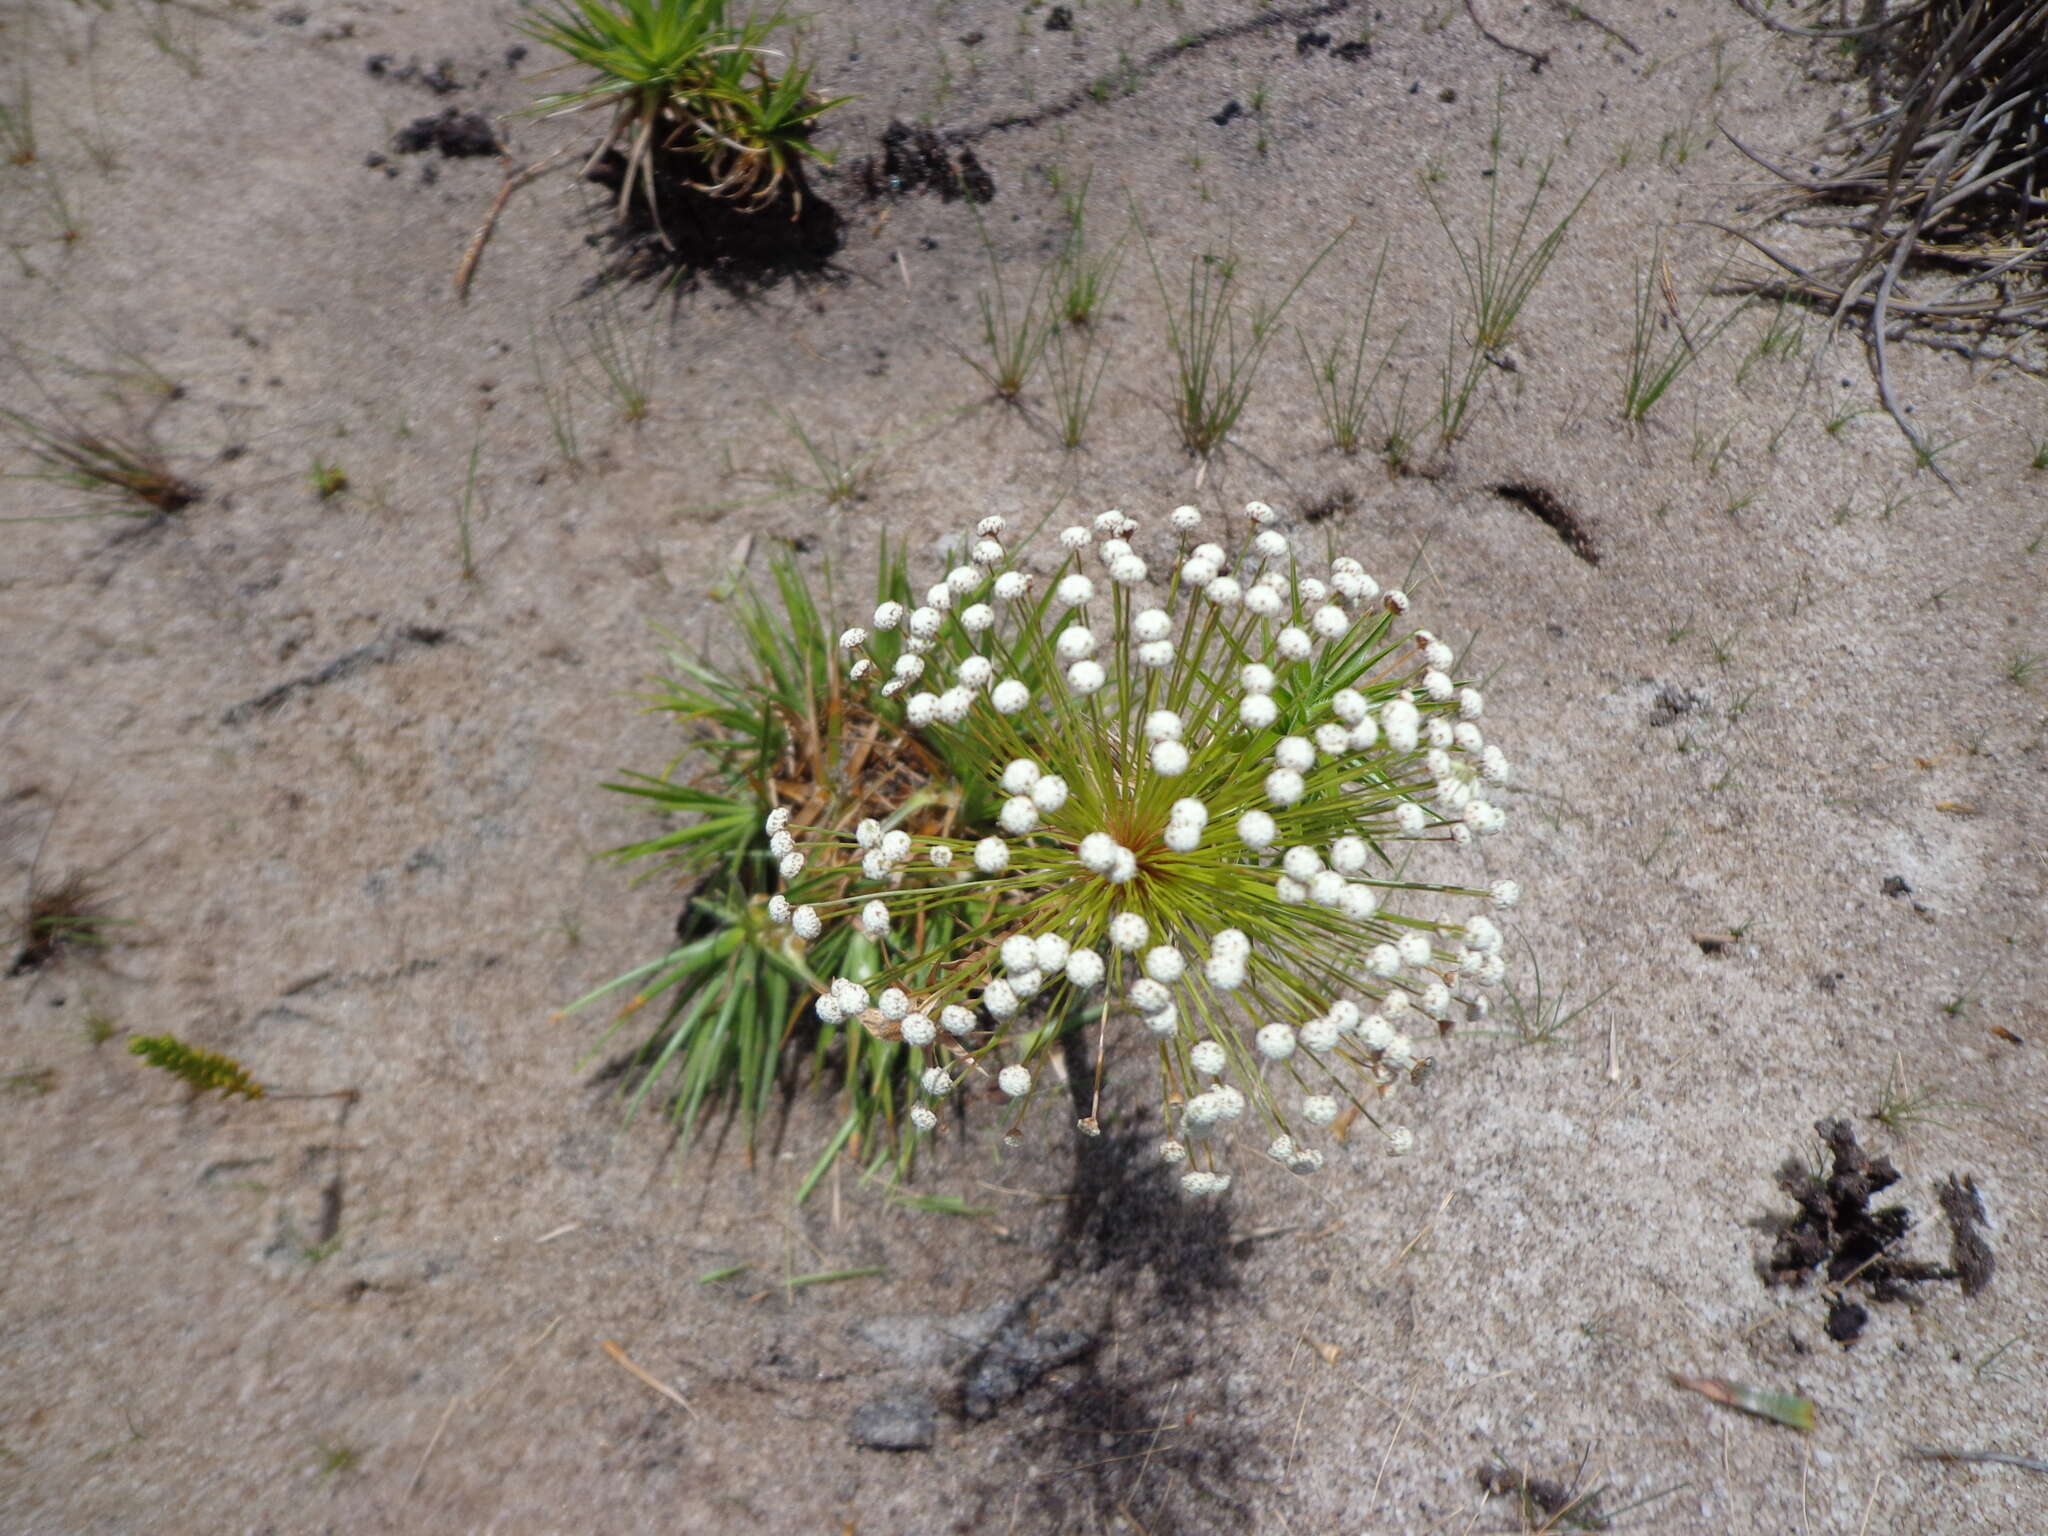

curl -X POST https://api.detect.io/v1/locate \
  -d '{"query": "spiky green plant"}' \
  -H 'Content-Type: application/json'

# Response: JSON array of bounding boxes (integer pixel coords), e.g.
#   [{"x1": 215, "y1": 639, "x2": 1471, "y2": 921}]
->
[
  {"x1": 518, "y1": 0, "x2": 849, "y2": 240},
  {"x1": 128, "y1": 1034, "x2": 265, "y2": 1099},
  {"x1": 565, "y1": 544, "x2": 1047, "y2": 1196}
]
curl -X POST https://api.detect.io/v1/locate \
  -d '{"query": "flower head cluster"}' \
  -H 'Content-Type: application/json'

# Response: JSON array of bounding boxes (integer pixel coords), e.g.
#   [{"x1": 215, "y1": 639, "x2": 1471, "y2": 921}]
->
[{"x1": 767, "y1": 505, "x2": 1517, "y2": 1195}]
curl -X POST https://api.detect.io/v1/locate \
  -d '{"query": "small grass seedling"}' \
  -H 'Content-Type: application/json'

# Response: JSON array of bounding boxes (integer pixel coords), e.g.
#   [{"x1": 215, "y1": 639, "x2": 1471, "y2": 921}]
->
[
  {"x1": 578, "y1": 296, "x2": 655, "y2": 423},
  {"x1": 772, "y1": 412, "x2": 884, "y2": 508},
  {"x1": 313, "y1": 1441, "x2": 363, "y2": 1479},
  {"x1": 2030, "y1": 436, "x2": 2048, "y2": 471},
  {"x1": 1867, "y1": 1053, "x2": 1984, "y2": 1138},
  {"x1": 306, "y1": 459, "x2": 348, "y2": 499},
  {"x1": 455, "y1": 433, "x2": 483, "y2": 581},
  {"x1": 0, "y1": 75, "x2": 37, "y2": 165},
  {"x1": 2008, "y1": 650, "x2": 2042, "y2": 688},
  {"x1": 1298, "y1": 238, "x2": 1404, "y2": 455},
  {"x1": 1428, "y1": 87, "x2": 1600, "y2": 355},
  {"x1": 1622, "y1": 239, "x2": 1742, "y2": 423},
  {"x1": 1141, "y1": 213, "x2": 1346, "y2": 457},
  {"x1": 1488, "y1": 946, "x2": 1613, "y2": 1048},
  {"x1": 1043, "y1": 323, "x2": 1109, "y2": 451},
  {"x1": 963, "y1": 213, "x2": 1055, "y2": 403}
]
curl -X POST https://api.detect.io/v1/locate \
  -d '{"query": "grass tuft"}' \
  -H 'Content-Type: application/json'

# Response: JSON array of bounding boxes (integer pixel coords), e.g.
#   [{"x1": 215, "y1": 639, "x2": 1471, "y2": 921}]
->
[{"x1": 1140, "y1": 214, "x2": 1345, "y2": 458}]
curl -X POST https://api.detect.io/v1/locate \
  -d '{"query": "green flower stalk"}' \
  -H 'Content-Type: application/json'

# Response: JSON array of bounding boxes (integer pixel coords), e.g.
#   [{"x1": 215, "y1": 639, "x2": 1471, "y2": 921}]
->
[{"x1": 769, "y1": 502, "x2": 1519, "y2": 1195}]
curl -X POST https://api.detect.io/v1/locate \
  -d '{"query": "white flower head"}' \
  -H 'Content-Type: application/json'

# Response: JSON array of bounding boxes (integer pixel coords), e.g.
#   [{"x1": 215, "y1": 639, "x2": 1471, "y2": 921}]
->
[
  {"x1": 860, "y1": 900, "x2": 891, "y2": 937},
  {"x1": 1056, "y1": 626, "x2": 1097, "y2": 662},
  {"x1": 1265, "y1": 768, "x2": 1304, "y2": 806},
  {"x1": 1189, "y1": 1040, "x2": 1227, "y2": 1076},
  {"x1": 1170, "y1": 505, "x2": 1201, "y2": 531},
  {"x1": 1238, "y1": 810, "x2": 1277, "y2": 849},
  {"x1": 1057, "y1": 573, "x2": 1095, "y2": 608},
  {"x1": 1108, "y1": 912, "x2": 1150, "y2": 951},
  {"x1": 1145, "y1": 946, "x2": 1186, "y2": 983},
  {"x1": 974, "y1": 837, "x2": 1009, "y2": 873},
  {"x1": 998, "y1": 1064, "x2": 1032, "y2": 1098},
  {"x1": 1151, "y1": 740, "x2": 1190, "y2": 776},
  {"x1": 792, "y1": 905, "x2": 821, "y2": 940},
  {"x1": 991, "y1": 679, "x2": 1030, "y2": 715},
  {"x1": 1256, "y1": 1022, "x2": 1297, "y2": 1060},
  {"x1": 1239, "y1": 694, "x2": 1278, "y2": 730},
  {"x1": 1064, "y1": 948, "x2": 1105, "y2": 988},
  {"x1": 1067, "y1": 660, "x2": 1107, "y2": 695}
]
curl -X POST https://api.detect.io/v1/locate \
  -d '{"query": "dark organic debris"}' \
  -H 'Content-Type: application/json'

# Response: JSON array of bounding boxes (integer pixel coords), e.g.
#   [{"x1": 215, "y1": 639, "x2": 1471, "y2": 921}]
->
[
  {"x1": 1646, "y1": 683, "x2": 1703, "y2": 726},
  {"x1": 1211, "y1": 100, "x2": 1244, "y2": 127},
  {"x1": 1491, "y1": 481, "x2": 1600, "y2": 565},
  {"x1": 1044, "y1": 5, "x2": 1073, "y2": 31},
  {"x1": 1476, "y1": 1462, "x2": 1609, "y2": 1528},
  {"x1": 1303, "y1": 486, "x2": 1358, "y2": 524},
  {"x1": 364, "y1": 54, "x2": 465, "y2": 93},
  {"x1": 1296, "y1": 28, "x2": 1331, "y2": 52},
  {"x1": 848, "y1": 1391, "x2": 936, "y2": 1451},
  {"x1": 1881, "y1": 874, "x2": 1912, "y2": 898},
  {"x1": 959, "y1": 1321, "x2": 1095, "y2": 1421},
  {"x1": 393, "y1": 109, "x2": 501, "y2": 159},
  {"x1": 220, "y1": 625, "x2": 451, "y2": 726},
  {"x1": 1334, "y1": 38, "x2": 1373, "y2": 60},
  {"x1": 1937, "y1": 1174, "x2": 1995, "y2": 1295},
  {"x1": 1763, "y1": 1119, "x2": 1990, "y2": 1334},
  {"x1": 848, "y1": 121, "x2": 993, "y2": 204},
  {"x1": 1824, "y1": 1293, "x2": 1868, "y2": 1345}
]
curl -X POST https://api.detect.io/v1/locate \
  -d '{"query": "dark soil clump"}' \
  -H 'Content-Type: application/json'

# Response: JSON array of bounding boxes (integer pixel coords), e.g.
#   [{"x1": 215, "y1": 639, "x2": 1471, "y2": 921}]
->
[
  {"x1": 1762, "y1": 1119, "x2": 1992, "y2": 1342},
  {"x1": 848, "y1": 122, "x2": 996, "y2": 204},
  {"x1": 393, "y1": 109, "x2": 501, "y2": 159}
]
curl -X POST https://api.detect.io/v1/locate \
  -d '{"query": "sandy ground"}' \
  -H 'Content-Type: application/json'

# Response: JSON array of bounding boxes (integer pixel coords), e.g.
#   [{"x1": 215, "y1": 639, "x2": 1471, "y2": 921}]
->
[{"x1": 3, "y1": 0, "x2": 2045, "y2": 1531}]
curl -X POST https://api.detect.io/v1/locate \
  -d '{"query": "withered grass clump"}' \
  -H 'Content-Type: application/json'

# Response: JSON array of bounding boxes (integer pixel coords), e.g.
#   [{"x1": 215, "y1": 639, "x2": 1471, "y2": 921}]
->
[
  {"x1": 1729, "y1": 0, "x2": 2048, "y2": 467},
  {"x1": 8, "y1": 868, "x2": 114, "y2": 975},
  {"x1": 1, "y1": 400, "x2": 198, "y2": 520}
]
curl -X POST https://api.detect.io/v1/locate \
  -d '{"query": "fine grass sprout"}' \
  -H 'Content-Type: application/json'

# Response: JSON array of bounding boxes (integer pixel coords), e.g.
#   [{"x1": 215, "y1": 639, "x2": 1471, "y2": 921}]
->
[
  {"x1": 307, "y1": 459, "x2": 348, "y2": 499},
  {"x1": 1143, "y1": 219, "x2": 1348, "y2": 458},
  {"x1": 764, "y1": 501, "x2": 1521, "y2": 1194},
  {"x1": 1298, "y1": 239, "x2": 1404, "y2": 456},
  {"x1": 518, "y1": 0, "x2": 850, "y2": 240},
  {"x1": 1426, "y1": 97, "x2": 1600, "y2": 356},
  {"x1": 964, "y1": 216, "x2": 1056, "y2": 403},
  {"x1": 1044, "y1": 324, "x2": 1110, "y2": 451},
  {"x1": 1622, "y1": 238, "x2": 1743, "y2": 423}
]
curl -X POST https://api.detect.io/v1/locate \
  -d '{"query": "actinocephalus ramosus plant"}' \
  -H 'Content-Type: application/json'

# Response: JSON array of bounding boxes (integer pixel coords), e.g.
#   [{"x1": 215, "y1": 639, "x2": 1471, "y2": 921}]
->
[{"x1": 767, "y1": 501, "x2": 1519, "y2": 1195}]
